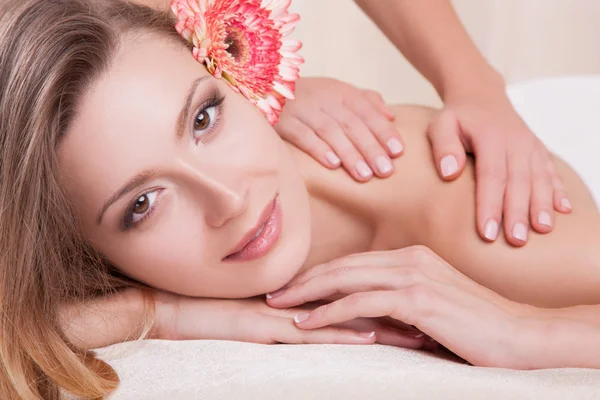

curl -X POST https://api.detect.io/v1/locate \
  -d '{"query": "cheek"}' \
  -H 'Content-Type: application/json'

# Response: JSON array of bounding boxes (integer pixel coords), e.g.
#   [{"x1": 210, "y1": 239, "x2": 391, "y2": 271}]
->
[{"x1": 94, "y1": 201, "x2": 214, "y2": 294}]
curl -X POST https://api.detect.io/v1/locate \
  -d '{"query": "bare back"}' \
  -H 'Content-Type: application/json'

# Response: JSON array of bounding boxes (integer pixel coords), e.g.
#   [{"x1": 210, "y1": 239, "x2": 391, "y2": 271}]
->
[{"x1": 290, "y1": 105, "x2": 600, "y2": 307}]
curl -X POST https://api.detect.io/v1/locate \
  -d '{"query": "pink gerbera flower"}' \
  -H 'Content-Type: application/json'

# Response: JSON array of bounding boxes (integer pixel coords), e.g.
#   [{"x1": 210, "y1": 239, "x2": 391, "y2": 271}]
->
[{"x1": 171, "y1": 0, "x2": 304, "y2": 125}]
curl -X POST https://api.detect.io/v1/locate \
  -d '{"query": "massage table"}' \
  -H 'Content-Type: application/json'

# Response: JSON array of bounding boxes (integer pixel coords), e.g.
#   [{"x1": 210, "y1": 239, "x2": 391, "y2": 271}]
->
[{"x1": 98, "y1": 76, "x2": 600, "y2": 399}]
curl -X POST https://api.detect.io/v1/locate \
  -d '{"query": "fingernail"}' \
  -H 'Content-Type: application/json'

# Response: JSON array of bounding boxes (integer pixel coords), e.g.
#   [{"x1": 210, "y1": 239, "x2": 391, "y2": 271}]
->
[
  {"x1": 355, "y1": 160, "x2": 373, "y2": 179},
  {"x1": 294, "y1": 313, "x2": 310, "y2": 324},
  {"x1": 512, "y1": 223, "x2": 528, "y2": 242},
  {"x1": 266, "y1": 289, "x2": 285, "y2": 299},
  {"x1": 375, "y1": 156, "x2": 393, "y2": 175},
  {"x1": 561, "y1": 198, "x2": 572, "y2": 211},
  {"x1": 440, "y1": 155, "x2": 458, "y2": 177},
  {"x1": 483, "y1": 219, "x2": 499, "y2": 241},
  {"x1": 358, "y1": 331, "x2": 376, "y2": 339},
  {"x1": 405, "y1": 331, "x2": 425, "y2": 338},
  {"x1": 325, "y1": 151, "x2": 341, "y2": 167},
  {"x1": 386, "y1": 138, "x2": 404, "y2": 155},
  {"x1": 538, "y1": 211, "x2": 552, "y2": 228}
]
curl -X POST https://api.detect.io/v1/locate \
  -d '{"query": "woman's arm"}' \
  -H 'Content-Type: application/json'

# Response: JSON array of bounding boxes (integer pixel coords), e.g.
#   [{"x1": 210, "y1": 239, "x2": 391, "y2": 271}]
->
[
  {"x1": 529, "y1": 304, "x2": 600, "y2": 368},
  {"x1": 353, "y1": 0, "x2": 501, "y2": 98},
  {"x1": 60, "y1": 288, "x2": 381, "y2": 350},
  {"x1": 60, "y1": 288, "x2": 148, "y2": 350},
  {"x1": 269, "y1": 246, "x2": 600, "y2": 369}
]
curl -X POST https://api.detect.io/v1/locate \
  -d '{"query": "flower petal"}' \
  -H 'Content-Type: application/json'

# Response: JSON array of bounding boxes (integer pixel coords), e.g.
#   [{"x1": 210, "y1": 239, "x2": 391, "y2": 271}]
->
[{"x1": 170, "y1": 0, "x2": 301, "y2": 124}]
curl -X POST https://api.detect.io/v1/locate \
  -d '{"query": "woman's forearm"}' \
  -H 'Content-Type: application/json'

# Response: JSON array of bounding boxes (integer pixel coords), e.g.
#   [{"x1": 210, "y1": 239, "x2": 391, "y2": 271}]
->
[
  {"x1": 60, "y1": 288, "x2": 150, "y2": 350},
  {"x1": 523, "y1": 305, "x2": 600, "y2": 369},
  {"x1": 353, "y1": 0, "x2": 504, "y2": 99}
]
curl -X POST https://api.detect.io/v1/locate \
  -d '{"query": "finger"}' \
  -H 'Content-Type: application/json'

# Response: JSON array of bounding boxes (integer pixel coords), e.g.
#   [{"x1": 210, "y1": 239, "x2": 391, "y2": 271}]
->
[
  {"x1": 546, "y1": 157, "x2": 572, "y2": 213},
  {"x1": 275, "y1": 115, "x2": 341, "y2": 169},
  {"x1": 266, "y1": 315, "x2": 377, "y2": 345},
  {"x1": 294, "y1": 290, "x2": 431, "y2": 329},
  {"x1": 349, "y1": 95, "x2": 404, "y2": 158},
  {"x1": 295, "y1": 281, "x2": 521, "y2": 367},
  {"x1": 297, "y1": 111, "x2": 373, "y2": 182},
  {"x1": 374, "y1": 327, "x2": 427, "y2": 349},
  {"x1": 473, "y1": 139, "x2": 506, "y2": 243},
  {"x1": 280, "y1": 250, "x2": 400, "y2": 289},
  {"x1": 325, "y1": 105, "x2": 393, "y2": 178},
  {"x1": 362, "y1": 89, "x2": 396, "y2": 121},
  {"x1": 281, "y1": 246, "x2": 432, "y2": 288},
  {"x1": 334, "y1": 318, "x2": 426, "y2": 349},
  {"x1": 503, "y1": 150, "x2": 532, "y2": 246},
  {"x1": 376, "y1": 316, "x2": 418, "y2": 332},
  {"x1": 529, "y1": 148, "x2": 554, "y2": 234},
  {"x1": 269, "y1": 266, "x2": 419, "y2": 308},
  {"x1": 427, "y1": 110, "x2": 467, "y2": 181}
]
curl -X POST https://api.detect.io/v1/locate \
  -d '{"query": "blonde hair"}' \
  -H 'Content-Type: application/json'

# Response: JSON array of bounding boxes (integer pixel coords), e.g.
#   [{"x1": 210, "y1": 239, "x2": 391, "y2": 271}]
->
[{"x1": 0, "y1": 0, "x2": 185, "y2": 398}]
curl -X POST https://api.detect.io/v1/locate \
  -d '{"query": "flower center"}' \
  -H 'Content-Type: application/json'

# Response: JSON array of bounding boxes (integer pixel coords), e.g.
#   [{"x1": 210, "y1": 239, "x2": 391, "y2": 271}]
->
[{"x1": 224, "y1": 27, "x2": 246, "y2": 62}]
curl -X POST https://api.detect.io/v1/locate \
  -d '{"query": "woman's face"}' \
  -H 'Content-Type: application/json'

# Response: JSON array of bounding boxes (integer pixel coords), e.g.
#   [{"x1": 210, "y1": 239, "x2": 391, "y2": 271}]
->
[{"x1": 58, "y1": 34, "x2": 311, "y2": 298}]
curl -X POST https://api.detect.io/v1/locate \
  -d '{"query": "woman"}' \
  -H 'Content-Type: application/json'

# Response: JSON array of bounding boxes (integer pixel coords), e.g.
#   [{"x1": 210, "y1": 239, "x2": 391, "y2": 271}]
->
[{"x1": 0, "y1": 0, "x2": 599, "y2": 399}]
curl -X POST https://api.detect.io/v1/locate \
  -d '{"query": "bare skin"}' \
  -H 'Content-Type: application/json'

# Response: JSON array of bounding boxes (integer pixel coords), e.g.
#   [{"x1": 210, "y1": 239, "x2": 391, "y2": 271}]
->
[{"x1": 296, "y1": 105, "x2": 599, "y2": 308}]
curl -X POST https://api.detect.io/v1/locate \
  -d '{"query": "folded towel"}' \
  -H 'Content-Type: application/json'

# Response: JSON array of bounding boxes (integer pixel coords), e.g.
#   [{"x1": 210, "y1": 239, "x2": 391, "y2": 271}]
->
[{"x1": 98, "y1": 340, "x2": 600, "y2": 399}]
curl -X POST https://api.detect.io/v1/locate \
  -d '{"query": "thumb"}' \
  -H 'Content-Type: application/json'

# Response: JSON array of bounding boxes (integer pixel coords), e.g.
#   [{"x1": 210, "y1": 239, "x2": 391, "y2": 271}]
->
[{"x1": 427, "y1": 109, "x2": 467, "y2": 181}]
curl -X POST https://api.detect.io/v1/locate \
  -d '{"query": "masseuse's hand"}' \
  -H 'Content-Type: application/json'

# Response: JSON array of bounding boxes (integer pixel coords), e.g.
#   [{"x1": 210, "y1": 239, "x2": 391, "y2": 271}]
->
[
  {"x1": 267, "y1": 246, "x2": 537, "y2": 369},
  {"x1": 153, "y1": 293, "x2": 422, "y2": 347},
  {"x1": 275, "y1": 77, "x2": 404, "y2": 181},
  {"x1": 430, "y1": 84, "x2": 571, "y2": 247}
]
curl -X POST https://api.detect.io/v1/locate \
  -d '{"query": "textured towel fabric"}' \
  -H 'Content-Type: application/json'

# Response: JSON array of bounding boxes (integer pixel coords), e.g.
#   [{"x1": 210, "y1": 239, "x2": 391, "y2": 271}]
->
[
  {"x1": 97, "y1": 340, "x2": 600, "y2": 399},
  {"x1": 97, "y1": 76, "x2": 600, "y2": 399}
]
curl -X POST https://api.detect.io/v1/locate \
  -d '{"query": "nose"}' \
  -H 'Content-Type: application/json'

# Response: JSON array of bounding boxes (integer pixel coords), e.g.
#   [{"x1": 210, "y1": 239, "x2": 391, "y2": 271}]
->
[{"x1": 176, "y1": 159, "x2": 249, "y2": 228}]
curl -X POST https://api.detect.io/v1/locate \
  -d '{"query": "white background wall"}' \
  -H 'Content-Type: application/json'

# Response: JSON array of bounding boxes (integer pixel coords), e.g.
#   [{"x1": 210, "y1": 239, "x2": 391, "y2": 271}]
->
[{"x1": 289, "y1": 1, "x2": 600, "y2": 106}]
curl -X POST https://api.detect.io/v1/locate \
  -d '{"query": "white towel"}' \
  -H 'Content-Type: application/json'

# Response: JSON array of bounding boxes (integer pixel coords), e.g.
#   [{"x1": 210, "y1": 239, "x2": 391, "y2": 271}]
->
[{"x1": 98, "y1": 340, "x2": 600, "y2": 399}]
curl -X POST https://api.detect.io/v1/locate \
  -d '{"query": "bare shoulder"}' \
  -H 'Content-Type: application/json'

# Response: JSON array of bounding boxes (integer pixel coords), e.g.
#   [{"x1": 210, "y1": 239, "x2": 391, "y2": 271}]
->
[
  {"x1": 388, "y1": 104, "x2": 436, "y2": 131},
  {"x1": 289, "y1": 103, "x2": 437, "y2": 192},
  {"x1": 289, "y1": 104, "x2": 440, "y2": 246}
]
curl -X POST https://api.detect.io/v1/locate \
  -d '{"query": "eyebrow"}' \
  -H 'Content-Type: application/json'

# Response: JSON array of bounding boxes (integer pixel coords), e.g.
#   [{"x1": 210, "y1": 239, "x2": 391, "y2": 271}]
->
[
  {"x1": 176, "y1": 76, "x2": 210, "y2": 139},
  {"x1": 96, "y1": 76, "x2": 210, "y2": 225},
  {"x1": 97, "y1": 169, "x2": 156, "y2": 225}
]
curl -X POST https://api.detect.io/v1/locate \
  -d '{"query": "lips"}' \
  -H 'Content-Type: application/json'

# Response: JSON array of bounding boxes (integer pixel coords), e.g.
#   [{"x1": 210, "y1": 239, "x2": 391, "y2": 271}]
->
[{"x1": 224, "y1": 195, "x2": 282, "y2": 262}]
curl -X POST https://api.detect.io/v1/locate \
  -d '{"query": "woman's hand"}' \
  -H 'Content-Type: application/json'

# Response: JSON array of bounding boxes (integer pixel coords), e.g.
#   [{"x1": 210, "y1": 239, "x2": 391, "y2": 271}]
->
[
  {"x1": 62, "y1": 288, "x2": 426, "y2": 349},
  {"x1": 267, "y1": 246, "x2": 541, "y2": 369},
  {"x1": 430, "y1": 84, "x2": 571, "y2": 247},
  {"x1": 153, "y1": 293, "x2": 376, "y2": 345},
  {"x1": 152, "y1": 291, "x2": 428, "y2": 348},
  {"x1": 275, "y1": 77, "x2": 404, "y2": 181}
]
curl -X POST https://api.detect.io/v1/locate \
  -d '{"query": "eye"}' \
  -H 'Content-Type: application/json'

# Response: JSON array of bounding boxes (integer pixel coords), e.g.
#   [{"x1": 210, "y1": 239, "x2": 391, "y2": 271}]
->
[
  {"x1": 123, "y1": 190, "x2": 159, "y2": 229},
  {"x1": 193, "y1": 105, "x2": 217, "y2": 140}
]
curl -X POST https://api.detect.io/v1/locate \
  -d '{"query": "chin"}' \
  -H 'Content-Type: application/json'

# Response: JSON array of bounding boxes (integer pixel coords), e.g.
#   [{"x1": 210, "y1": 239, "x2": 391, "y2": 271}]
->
[
  {"x1": 266, "y1": 241, "x2": 310, "y2": 292},
  {"x1": 228, "y1": 234, "x2": 308, "y2": 298}
]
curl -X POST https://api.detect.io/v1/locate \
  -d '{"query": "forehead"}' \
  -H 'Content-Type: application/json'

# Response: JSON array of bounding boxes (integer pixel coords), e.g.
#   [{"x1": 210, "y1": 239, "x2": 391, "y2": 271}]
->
[
  {"x1": 65, "y1": 34, "x2": 208, "y2": 139},
  {"x1": 93, "y1": 34, "x2": 205, "y2": 119},
  {"x1": 62, "y1": 34, "x2": 208, "y2": 148},
  {"x1": 57, "y1": 35, "x2": 210, "y2": 206}
]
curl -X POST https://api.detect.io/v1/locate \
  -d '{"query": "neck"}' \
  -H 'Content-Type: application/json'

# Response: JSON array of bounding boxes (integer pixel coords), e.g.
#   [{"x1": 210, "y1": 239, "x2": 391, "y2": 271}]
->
[{"x1": 298, "y1": 183, "x2": 375, "y2": 274}]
